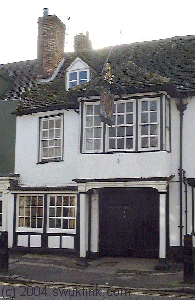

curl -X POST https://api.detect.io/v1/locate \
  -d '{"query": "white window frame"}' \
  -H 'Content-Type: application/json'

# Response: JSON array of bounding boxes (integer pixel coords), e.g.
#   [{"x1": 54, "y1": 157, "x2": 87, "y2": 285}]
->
[
  {"x1": 138, "y1": 98, "x2": 160, "y2": 151},
  {"x1": 0, "y1": 193, "x2": 2, "y2": 231},
  {"x1": 16, "y1": 194, "x2": 44, "y2": 233},
  {"x1": 39, "y1": 114, "x2": 63, "y2": 163},
  {"x1": 106, "y1": 99, "x2": 136, "y2": 152},
  {"x1": 66, "y1": 57, "x2": 90, "y2": 90},
  {"x1": 83, "y1": 102, "x2": 103, "y2": 153},
  {"x1": 68, "y1": 70, "x2": 89, "y2": 89},
  {"x1": 47, "y1": 194, "x2": 77, "y2": 234}
]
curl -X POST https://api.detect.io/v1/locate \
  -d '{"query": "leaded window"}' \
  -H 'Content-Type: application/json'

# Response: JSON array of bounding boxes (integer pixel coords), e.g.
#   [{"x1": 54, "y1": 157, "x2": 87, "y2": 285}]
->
[
  {"x1": 40, "y1": 114, "x2": 63, "y2": 162},
  {"x1": 48, "y1": 195, "x2": 76, "y2": 232},
  {"x1": 18, "y1": 195, "x2": 44, "y2": 229}
]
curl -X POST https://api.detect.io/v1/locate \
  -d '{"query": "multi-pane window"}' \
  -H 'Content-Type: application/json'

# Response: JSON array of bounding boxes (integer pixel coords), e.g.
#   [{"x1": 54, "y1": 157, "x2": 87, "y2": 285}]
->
[
  {"x1": 84, "y1": 103, "x2": 103, "y2": 152},
  {"x1": 48, "y1": 195, "x2": 76, "y2": 231},
  {"x1": 108, "y1": 100, "x2": 135, "y2": 151},
  {"x1": 18, "y1": 195, "x2": 44, "y2": 229},
  {"x1": 40, "y1": 115, "x2": 63, "y2": 162},
  {"x1": 139, "y1": 99, "x2": 160, "y2": 150},
  {"x1": 69, "y1": 70, "x2": 88, "y2": 89},
  {"x1": 83, "y1": 97, "x2": 162, "y2": 153}
]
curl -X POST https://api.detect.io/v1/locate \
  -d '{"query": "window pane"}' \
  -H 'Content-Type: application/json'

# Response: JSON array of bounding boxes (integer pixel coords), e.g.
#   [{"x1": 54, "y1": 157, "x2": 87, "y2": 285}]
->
[
  {"x1": 94, "y1": 139, "x2": 101, "y2": 150},
  {"x1": 141, "y1": 113, "x2": 148, "y2": 123},
  {"x1": 117, "y1": 103, "x2": 125, "y2": 113},
  {"x1": 55, "y1": 147, "x2": 61, "y2": 157},
  {"x1": 49, "y1": 140, "x2": 54, "y2": 147},
  {"x1": 150, "y1": 137, "x2": 158, "y2": 147},
  {"x1": 69, "y1": 219, "x2": 75, "y2": 229},
  {"x1": 150, "y1": 100, "x2": 157, "y2": 111},
  {"x1": 69, "y1": 72, "x2": 77, "y2": 81},
  {"x1": 142, "y1": 101, "x2": 148, "y2": 111},
  {"x1": 117, "y1": 138, "x2": 124, "y2": 149},
  {"x1": 57, "y1": 196, "x2": 62, "y2": 206},
  {"x1": 70, "y1": 197, "x2": 75, "y2": 206},
  {"x1": 48, "y1": 148, "x2": 54, "y2": 157},
  {"x1": 49, "y1": 130, "x2": 54, "y2": 139},
  {"x1": 109, "y1": 127, "x2": 116, "y2": 137},
  {"x1": 109, "y1": 139, "x2": 115, "y2": 149},
  {"x1": 94, "y1": 128, "x2": 101, "y2": 138},
  {"x1": 63, "y1": 208, "x2": 69, "y2": 217},
  {"x1": 56, "y1": 207, "x2": 62, "y2": 217},
  {"x1": 43, "y1": 120, "x2": 48, "y2": 129},
  {"x1": 69, "y1": 81, "x2": 77, "y2": 88},
  {"x1": 49, "y1": 119, "x2": 54, "y2": 129},
  {"x1": 86, "y1": 128, "x2": 93, "y2": 138},
  {"x1": 94, "y1": 105, "x2": 100, "y2": 115},
  {"x1": 141, "y1": 137, "x2": 148, "y2": 148},
  {"x1": 86, "y1": 116, "x2": 93, "y2": 127},
  {"x1": 63, "y1": 196, "x2": 69, "y2": 206},
  {"x1": 150, "y1": 112, "x2": 157, "y2": 123},
  {"x1": 141, "y1": 125, "x2": 148, "y2": 135},
  {"x1": 94, "y1": 116, "x2": 101, "y2": 126},
  {"x1": 117, "y1": 126, "x2": 125, "y2": 137},
  {"x1": 63, "y1": 219, "x2": 68, "y2": 229},
  {"x1": 126, "y1": 102, "x2": 133, "y2": 112},
  {"x1": 126, "y1": 138, "x2": 133, "y2": 149},
  {"x1": 86, "y1": 139, "x2": 93, "y2": 150},
  {"x1": 126, "y1": 114, "x2": 133, "y2": 124},
  {"x1": 150, "y1": 124, "x2": 158, "y2": 135},
  {"x1": 79, "y1": 70, "x2": 87, "y2": 80},
  {"x1": 49, "y1": 208, "x2": 55, "y2": 217},
  {"x1": 86, "y1": 105, "x2": 93, "y2": 115},
  {"x1": 55, "y1": 119, "x2": 61, "y2": 128},
  {"x1": 117, "y1": 115, "x2": 124, "y2": 125},
  {"x1": 49, "y1": 218, "x2": 55, "y2": 228},
  {"x1": 56, "y1": 219, "x2": 61, "y2": 228},
  {"x1": 126, "y1": 126, "x2": 133, "y2": 136},
  {"x1": 55, "y1": 129, "x2": 61, "y2": 138},
  {"x1": 50, "y1": 196, "x2": 55, "y2": 206},
  {"x1": 42, "y1": 130, "x2": 48, "y2": 138}
]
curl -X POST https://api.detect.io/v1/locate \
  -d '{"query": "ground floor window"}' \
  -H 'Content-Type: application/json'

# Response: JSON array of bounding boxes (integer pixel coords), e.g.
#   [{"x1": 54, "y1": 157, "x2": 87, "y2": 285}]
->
[
  {"x1": 48, "y1": 194, "x2": 76, "y2": 232},
  {"x1": 18, "y1": 195, "x2": 44, "y2": 229}
]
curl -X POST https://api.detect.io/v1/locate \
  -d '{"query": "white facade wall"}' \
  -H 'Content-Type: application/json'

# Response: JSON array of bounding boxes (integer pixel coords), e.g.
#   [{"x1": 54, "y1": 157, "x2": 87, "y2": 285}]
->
[{"x1": 15, "y1": 109, "x2": 79, "y2": 186}]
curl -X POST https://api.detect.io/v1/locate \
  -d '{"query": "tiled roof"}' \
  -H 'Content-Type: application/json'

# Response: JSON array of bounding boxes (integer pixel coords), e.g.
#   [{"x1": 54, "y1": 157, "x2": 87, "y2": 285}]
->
[{"x1": 1, "y1": 35, "x2": 195, "y2": 114}]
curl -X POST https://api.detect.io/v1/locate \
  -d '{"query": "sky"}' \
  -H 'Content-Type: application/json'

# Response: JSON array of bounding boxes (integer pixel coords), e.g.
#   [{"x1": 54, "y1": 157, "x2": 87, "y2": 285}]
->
[{"x1": 1, "y1": 0, "x2": 195, "y2": 64}]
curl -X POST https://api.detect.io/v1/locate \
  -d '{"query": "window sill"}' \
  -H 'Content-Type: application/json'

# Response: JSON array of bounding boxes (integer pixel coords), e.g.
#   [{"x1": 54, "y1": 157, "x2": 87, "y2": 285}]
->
[{"x1": 37, "y1": 158, "x2": 64, "y2": 164}]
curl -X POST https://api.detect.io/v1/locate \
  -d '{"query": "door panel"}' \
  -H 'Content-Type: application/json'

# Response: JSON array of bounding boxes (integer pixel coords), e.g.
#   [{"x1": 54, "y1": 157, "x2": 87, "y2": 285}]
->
[{"x1": 99, "y1": 188, "x2": 159, "y2": 258}]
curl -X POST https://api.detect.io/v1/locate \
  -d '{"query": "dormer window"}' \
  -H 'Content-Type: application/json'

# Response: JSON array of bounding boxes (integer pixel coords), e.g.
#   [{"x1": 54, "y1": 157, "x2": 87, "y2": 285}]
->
[
  {"x1": 69, "y1": 70, "x2": 88, "y2": 88},
  {"x1": 66, "y1": 57, "x2": 89, "y2": 90}
]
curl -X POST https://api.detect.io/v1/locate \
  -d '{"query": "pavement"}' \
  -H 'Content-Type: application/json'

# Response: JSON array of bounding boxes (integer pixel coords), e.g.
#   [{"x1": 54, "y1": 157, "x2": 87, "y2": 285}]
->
[{"x1": 0, "y1": 252, "x2": 195, "y2": 296}]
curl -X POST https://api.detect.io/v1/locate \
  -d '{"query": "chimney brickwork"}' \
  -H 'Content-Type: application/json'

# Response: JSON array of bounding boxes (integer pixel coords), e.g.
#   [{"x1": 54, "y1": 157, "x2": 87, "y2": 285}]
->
[
  {"x1": 37, "y1": 11, "x2": 66, "y2": 78},
  {"x1": 74, "y1": 32, "x2": 92, "y2": 52}
]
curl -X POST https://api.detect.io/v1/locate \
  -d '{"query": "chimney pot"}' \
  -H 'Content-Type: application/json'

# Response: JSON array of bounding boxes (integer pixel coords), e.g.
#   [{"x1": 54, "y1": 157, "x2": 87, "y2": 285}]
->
[{"x1": 43, "y1": 8, "x2": 49, "y2": 16}]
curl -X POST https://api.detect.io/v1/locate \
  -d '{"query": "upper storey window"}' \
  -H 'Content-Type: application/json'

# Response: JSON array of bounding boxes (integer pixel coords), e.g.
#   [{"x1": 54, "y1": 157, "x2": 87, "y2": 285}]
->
[
  {"x1": 66, "y1": 57, "x2": 89, "y2": 90},
  {"x1": 82, "y1": 95, "x2": 170, "y2": 153}
]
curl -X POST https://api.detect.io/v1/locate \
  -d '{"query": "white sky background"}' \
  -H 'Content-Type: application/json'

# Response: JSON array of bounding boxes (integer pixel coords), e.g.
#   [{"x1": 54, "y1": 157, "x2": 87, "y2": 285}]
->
[{"x1": 1, "y1": 0, "x2": 195, "y2": 64}]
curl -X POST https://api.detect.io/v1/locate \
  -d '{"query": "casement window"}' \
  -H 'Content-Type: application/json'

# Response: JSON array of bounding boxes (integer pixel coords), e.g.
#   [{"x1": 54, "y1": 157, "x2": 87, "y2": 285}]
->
[
  {"x1": 138, "y1": 98, "x2": 160, "y2": 150},
  {"x1": 18, "y1": 195, "x2": 44, "y2": 229},
  {"x1": 39, "y1": 114, "x2": 63, "y2": 162},
  {"x1": 48, "y1": 195, "x2": 76, "y2": 233},
  {"x1": 82, "y1": 96, "x2": 163, "y2": 153},
  {"x1": 68, "y1": 70, "x2": 88, "y2": 89},
  {"x1": 83, "y1": 102, "x2": 103, "y2": 152},
  {"x1": 108, "y1": 100, "x2": 135, "y2": 151}
]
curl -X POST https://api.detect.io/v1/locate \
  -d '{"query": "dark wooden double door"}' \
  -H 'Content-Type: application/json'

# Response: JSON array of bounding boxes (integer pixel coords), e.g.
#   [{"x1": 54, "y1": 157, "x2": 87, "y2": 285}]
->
[{"x1": 99, "y1": 188, "x2": 159, "y2": 258}]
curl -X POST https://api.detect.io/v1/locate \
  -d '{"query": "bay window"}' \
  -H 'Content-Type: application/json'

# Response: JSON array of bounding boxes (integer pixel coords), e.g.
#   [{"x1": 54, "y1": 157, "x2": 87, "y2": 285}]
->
[{"x1": 82, "y1": 96, "x2": 165, "y2": 153}]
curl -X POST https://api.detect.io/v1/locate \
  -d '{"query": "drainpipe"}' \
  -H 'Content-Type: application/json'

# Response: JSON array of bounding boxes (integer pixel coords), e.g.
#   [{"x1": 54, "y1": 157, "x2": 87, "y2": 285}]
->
[{"x1": 177, "y1": 97, "x2": 187, "y2": 259}]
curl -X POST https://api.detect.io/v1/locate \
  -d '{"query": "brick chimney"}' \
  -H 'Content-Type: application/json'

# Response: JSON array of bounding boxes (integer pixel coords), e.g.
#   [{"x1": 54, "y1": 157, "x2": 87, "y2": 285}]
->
[
  {"x1": 37, "y1": 8, "x2": 66, "y2": 78},
  {"x1": 74, "y1": 32, "x2": 92, "y2": 52}
]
